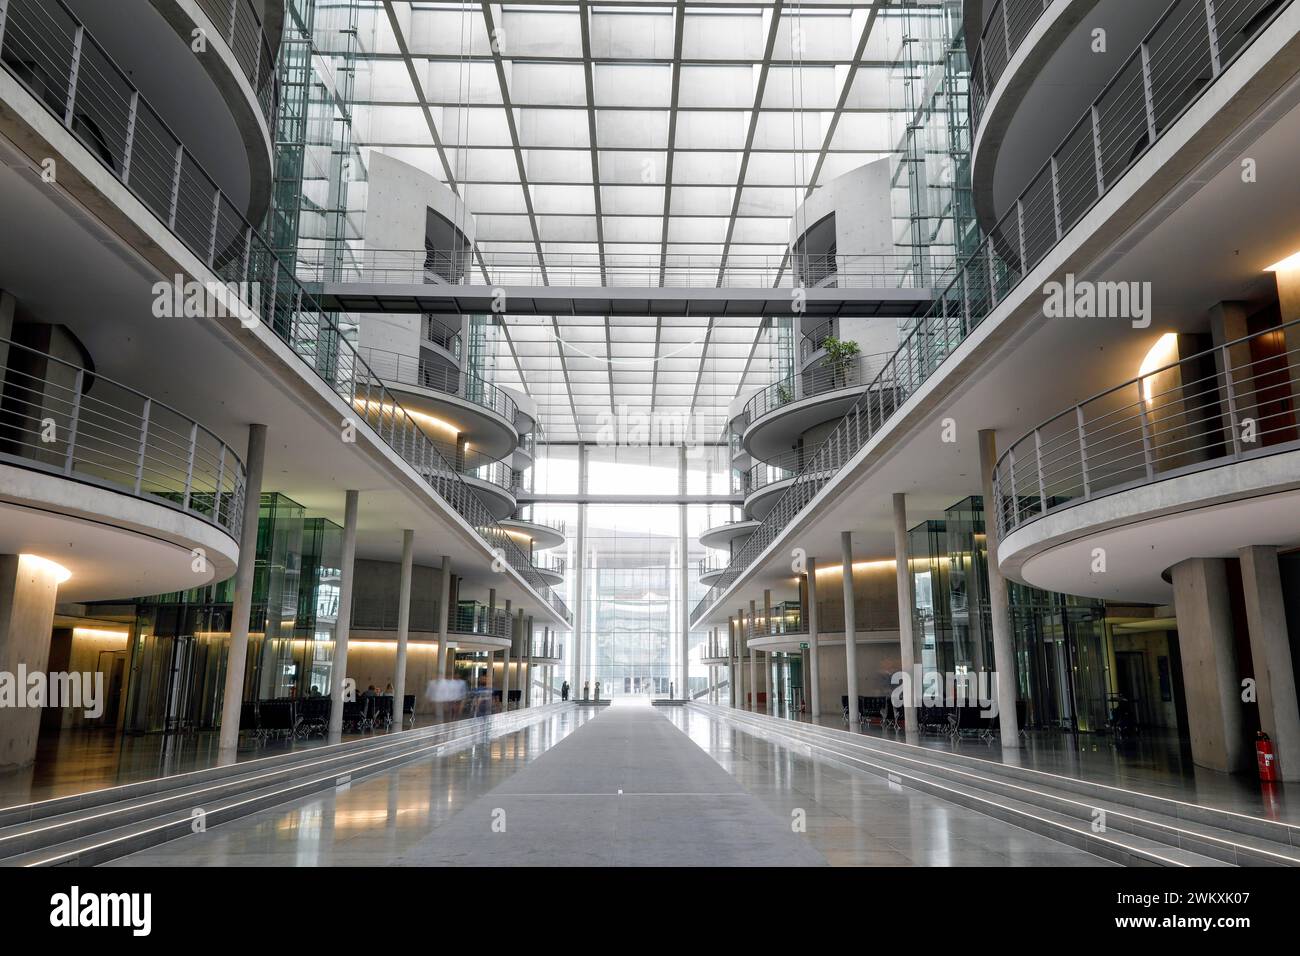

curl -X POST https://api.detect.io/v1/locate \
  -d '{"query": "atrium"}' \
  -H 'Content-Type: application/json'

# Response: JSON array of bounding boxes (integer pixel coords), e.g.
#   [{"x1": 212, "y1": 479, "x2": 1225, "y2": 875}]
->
[{"x1": 0, "y1": 0, "x2": 1299, "y2": 894}]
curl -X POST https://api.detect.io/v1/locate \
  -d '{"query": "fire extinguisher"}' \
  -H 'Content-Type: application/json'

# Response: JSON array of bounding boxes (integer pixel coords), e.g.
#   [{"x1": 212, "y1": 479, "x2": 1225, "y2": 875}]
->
[{"x1": 1256, "y1": 731, "x2": 1279, "y2": 783}]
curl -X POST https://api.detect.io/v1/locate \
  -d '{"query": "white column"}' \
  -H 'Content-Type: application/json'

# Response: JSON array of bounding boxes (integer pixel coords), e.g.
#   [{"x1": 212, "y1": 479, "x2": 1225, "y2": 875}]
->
[
  {"x1": 218, "y1": 423, "x2": 267, "y2": 753},
  {"x1": 840, "y1": 532, "x2": 859, "y2": 726},
  {"x1": 746, "y1": 602, "x2": 757, "y2": 711},
  {"x1": 763, "y1": 589, "x2": 772, "y2": 712},
  {"x1": 728, "y1": 616, "x2": 738, "y2": 708},
  {"x1": 392, "y1": 528, "x2": 414, "y2": 732},
  {"x1": 979, "y1": 429, "x2": 1020, "y2": 746},
  {"x1": 806, "y1": 556, "x2": 821, "y2": 718},
  {"x1": 573, "y1": 444, "x2": 588, "y2": 690},
  {"x1": 433, "y1": 555, "x2": 452, "y2": 685},
  {"x1": 328, "y1": 490, "x2": 360, "y2": 740},
  {"x1": 892, "y1": 494, "x2": 918, "y2": 734},
  {"x1": 1238, "y1": 546, "x2": 1300, "y2": 781},
  {"x1": 502, "y1": 599, "x2": 513, "y2": 710},
  {"x1": 485, "y1": 588, "x2": 496, "y2": 694},
  {"x1": 525, "y1": 616, "x2": 535, "y2": 706}
]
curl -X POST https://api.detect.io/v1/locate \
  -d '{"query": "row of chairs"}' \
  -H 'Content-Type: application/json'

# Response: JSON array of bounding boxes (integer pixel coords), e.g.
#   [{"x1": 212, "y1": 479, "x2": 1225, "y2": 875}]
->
[
  {"x1": 238, "y1": 695, "x2": 418, "y2": 743},
  {"x1": 842, "y1": 696, "x2": 1027, "y2": 740}
]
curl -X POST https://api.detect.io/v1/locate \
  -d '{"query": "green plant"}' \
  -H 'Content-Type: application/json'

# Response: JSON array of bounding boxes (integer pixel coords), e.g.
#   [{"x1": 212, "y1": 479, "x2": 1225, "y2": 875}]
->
[
  {"x1": 821, "y1": 335, "x2": 860, "y2": 386},
  {"x1": 776, "y1": 382, "x2": 794, "y2": 405}
]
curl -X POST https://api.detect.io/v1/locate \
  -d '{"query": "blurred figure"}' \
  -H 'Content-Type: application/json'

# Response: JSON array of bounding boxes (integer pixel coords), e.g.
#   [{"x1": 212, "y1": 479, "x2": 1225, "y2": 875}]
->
[
  {"x1": 427, "y1": 675, "x2": 464, "y2": 722},
  {"x1": 382, "y1": 682, "x2": 395, "y2": 697},
  {"x1": 561, "y1": 680, "x2": 570, "y2": 701}
]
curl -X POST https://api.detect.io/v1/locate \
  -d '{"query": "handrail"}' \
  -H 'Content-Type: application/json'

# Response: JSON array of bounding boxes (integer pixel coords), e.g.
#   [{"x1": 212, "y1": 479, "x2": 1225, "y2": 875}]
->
[
  {"x1": 692, "y1": 0, "x2": 1291, "y2": 623},
  {"x1": 993, "y1": 318, "x2": 1300, "y2": 539},
  {"x1": 0, "y1": 0, "x2": 569, "y2": 623},
  {"x1": 532, "y1": 552, "x2": 565, "y2": 575},
  {"x1": 737, "y1": 449, "x2": 831, "y2": 496},
  {"x1": 193, "y1": 0, "x2": 279, "y2": 128},
  {"x1": 0, "y1": 335, "x2": 246, "y2": 535},
  {"x1": 507, "y1": 513, "x2": 567, "y2": 538},
  {"x1": 739, "y1": 351, "x2": 894, "y2": 431},
  {"x1": 969, "y1": 0, "x2": 1061, "y2": 133},
  {"x1": 299, "y1": 248, "x2": 951, "y2": 291},
  {"x1": 355, "y1": 345, "x2": 520, "y2": 427},
  {"x1": 799, "y1": 317, "x2": 837, "y2": 363}
]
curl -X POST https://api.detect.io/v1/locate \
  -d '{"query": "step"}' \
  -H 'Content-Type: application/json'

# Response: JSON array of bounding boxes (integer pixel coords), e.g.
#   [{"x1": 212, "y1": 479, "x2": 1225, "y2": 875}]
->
[
  {"x1": 0, "y1": 703, "x2": 566, "y2": 866},
  {"x1": 702, "y1": 704, "x2": 1299, "y2": 867}
]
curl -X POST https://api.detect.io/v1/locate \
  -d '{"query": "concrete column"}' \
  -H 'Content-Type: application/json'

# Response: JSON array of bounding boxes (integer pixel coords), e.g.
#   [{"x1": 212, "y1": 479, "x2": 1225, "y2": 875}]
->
[
  {"x1": 728, "y1": 616, "x2": 737, "y2": 708},
  {"x1": 433, "y1": 555, "x2": 452, "y2": 683},
  {"x1": 678, "y1": 446, "x2": 690, "y2": 700},
  {"x1": 763, "y1": 589, "x2": 772, "y2": 712},
  {"x1": 392, "y1": 529, "x2": 414, "y2": 732},
  {"x1": 806, "y1": 556, "x2": 822, "y2": 717},
  {"x1": 0, "y1": 555, "x2": 65, "y2": 770},
  {"x1": 1209, "y1": 302, "x2": 1262, "y2": 450},
  {"x1": 574, "y1": 445, "x2": 588, "y2": 690},
  {"x1": 1239, "y1": 546, "x2": 1300, "y2": 781},
  {"x1": 502, "y1": 600, "x2": 513, "y2": 710},
  {"x1": 892, "y1": 494, "x2": 919, "y2": 734},
  {"x1": 840, "y1": 532, "x2": 859, "y2": 726},
  {"x1": 514, "y1": 607, "x2": 524, "y2": 705},
  {"x1": 748, "y1": 601, "x2": 758, "y2": 711},
  {"x1": 218, "y1": 423, "x2": 267, "y2": 753},
  {"x1": 737, "y1": 608, "x2": 747, "y2": 709},
  {"x1": 327, "y1": 490, "x2": 360, "y2": 741},
  {"x1": 485, "y1": 589, "x2": 497, "y2": 692},
  {"x1": 978, "y1": 429, "x2": 1021, "y2": 746},
  {"x1": 525, "y1": 616, "x2": 534, "y2": 706},
  {"x1": 1171, "y1": 557, "x2": 1249, "y2": 773}
]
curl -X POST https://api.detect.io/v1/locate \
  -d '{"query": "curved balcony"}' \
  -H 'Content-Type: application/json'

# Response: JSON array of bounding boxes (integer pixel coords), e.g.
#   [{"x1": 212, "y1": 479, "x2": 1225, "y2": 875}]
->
[
  {"x1": 799, "y1": 317, "x2": 838, "y2": 365},
  {"x1": 691, "y1": 0, "x2": 1294, "y2": 624},
  {"x1": 698, "y1": 554, "x2": 728, "y2": 586},
  {"x1": 421, "y1": 313, "x2": 463, "y2": 368},
  {"x1": 530, "y1": 552, "x2": 566, "y2": 586},
  {"x1": 501, "y1": 515, "x2": 566, "y2": 552},
  {"x1": 429, "y1": 440, "x2": 517, "y2": 520},
  {"x1": 0, "y1": 334, "x2": 244, "y2": 599},
  {"x1": 738, "y1": 452, "x2": 801, "y2": 521},
  {"x1": 698, "y1": 518, "x2": 760, "y2": 552},
  {"x1": 738, "y1": 351, "x2": 892, "y2": 460},
  {"x1": 189, "y1": 0, "x2": 279, "y2": 129},
  {"x1": 969, "y1": 0, "x2": 1064, "y2": 135},
  {"x1": 994, "y1": 320, "x2": 1300, "y2": 602},
  {"x1": 356, "y1": 346, "x2": 522, "y2": 459},
  {"x1": 0, "y1": 6, "x2": 571, "y2": 625}
]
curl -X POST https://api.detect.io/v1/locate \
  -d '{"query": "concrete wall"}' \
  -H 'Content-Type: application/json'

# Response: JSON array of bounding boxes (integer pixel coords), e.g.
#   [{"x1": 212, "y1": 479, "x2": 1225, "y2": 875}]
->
[{"x1": 811, "y1": 633, "x2": 904, "y2": 716}]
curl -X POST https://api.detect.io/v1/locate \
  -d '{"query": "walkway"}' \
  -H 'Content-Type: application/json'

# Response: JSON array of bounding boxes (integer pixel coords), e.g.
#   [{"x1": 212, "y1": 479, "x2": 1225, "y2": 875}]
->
[{"x1": 103, "y1": 699, "x2": 1108, "y2": 866}]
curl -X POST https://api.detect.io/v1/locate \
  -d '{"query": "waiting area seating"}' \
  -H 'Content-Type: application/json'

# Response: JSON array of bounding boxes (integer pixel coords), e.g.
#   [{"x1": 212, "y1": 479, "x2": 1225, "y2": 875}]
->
[
  {"x1": 237, "y1": 693, "x2": 418, "y2": 743},
  {"x1": 842, "y1": 695, "x2": 1014, "y2": 740}
]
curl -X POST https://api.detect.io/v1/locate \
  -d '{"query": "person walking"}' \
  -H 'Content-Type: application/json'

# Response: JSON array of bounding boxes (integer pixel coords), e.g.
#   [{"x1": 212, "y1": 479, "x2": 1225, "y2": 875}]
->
[{"x1": 561, "y1": 680, "x2": 570, "y2": 701}]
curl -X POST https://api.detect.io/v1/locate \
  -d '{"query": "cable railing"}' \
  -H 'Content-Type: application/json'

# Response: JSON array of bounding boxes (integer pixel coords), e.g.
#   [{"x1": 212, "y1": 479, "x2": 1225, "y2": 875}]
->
[
  {"x1": 739, "y1": 351, "x2": 894, "y2": 431},
  {"x1": 0, "y1": 0, "x2": 570, "y2": 623},
  {"x1": 356, "y1": 345, "x2": 520, "y2": 428},
  {"x1": 692, "y1": 0, "x2": 1291, "y2": 622},
  {"x1": 509, "y1": 512, "x2": 566, "y2": 539},
  {"x1": 969, "y1": 0, "x2": 1060, "y2": 133},
  {"x1": 298, "y1": 248, "x2": 951, "y2": 291},
  {"x1": 421, "y1": 314, "x2": 462, "y2": 358},
  {"x1": 799, "y1": 317, "x2": 837, "y2": 363},
  {"x1": 698, "y1": 555, "x2": 729, "y2": 578},
  {"x1": 994, "y1": 318, "x2": 1300, "y2": 539},
  {"x1": 450, "y1": 602, "x2": 513, "y2": 639},
  {"x1": 192, "y1": 0, "x2": 278, "y2": 127},
  {"x1": 0, "y1": 335, "x2": 246, "y2": 535},
  {"x1": 736, "y1": 449, "x2": 831, "y2": 496},
  {"x1": 531, "y1": 552, "x2": 566, "y2": 576}
]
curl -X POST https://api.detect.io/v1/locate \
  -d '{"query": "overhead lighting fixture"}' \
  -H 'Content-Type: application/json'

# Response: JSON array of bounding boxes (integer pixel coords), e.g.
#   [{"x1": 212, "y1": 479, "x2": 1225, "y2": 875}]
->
[{"x1": 20, "y1": 554, "x2": 72, "y2": 585}]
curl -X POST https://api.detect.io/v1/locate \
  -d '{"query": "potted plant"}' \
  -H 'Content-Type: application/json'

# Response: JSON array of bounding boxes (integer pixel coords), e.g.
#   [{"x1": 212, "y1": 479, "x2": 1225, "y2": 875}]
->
[{"x1": 821, "y1": 335, "x2": 861, "y2": 389}]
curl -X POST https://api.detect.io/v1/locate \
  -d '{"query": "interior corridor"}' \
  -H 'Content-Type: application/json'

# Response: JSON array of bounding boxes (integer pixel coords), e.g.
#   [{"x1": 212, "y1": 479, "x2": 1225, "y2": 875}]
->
[{"x1": 106, "y1": 700, "x2": 1109, "y2": 867}]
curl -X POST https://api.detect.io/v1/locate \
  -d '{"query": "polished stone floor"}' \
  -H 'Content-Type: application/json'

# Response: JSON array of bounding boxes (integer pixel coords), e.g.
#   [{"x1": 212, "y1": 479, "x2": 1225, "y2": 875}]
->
[{"x1": 107, "y1": 699, "x2": 1109, "y2": 866}]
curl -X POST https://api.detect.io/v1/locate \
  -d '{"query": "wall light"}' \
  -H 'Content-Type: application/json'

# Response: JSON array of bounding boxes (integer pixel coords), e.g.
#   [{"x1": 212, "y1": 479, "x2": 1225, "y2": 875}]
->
[{"x1": 1264, "y1": 251, "x2": 1300, "y2": 272}]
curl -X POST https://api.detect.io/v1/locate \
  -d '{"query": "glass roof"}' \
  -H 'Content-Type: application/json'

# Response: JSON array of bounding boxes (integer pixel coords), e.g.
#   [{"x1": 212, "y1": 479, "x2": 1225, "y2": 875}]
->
[{"x1": 333, "y1": 1, "x2": 941, "y2": 440}]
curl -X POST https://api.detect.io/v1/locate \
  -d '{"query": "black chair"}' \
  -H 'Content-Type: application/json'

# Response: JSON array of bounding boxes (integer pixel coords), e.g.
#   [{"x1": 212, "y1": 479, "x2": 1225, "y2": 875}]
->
[
  {"x1": 841, "y1": 695, "x2": 850, "y2": 723},
  {"x1": 508, "y1": 690, "x2": 522, "y2": 705},
  {"x1": 372, "y1": 696, "x2": 394, "y2": 729},
  {"x1": 239, "y1": 701, "x2": 259, "y2": 741},
  {"x1": 259, "y1": 700, "x2": 297, "y2": 740},
  {"x1": 402, "y1": 694, "x2": 416, "y2": 728},
  {"x1": 298, "y1": 697, "x2": 330, "y2": 738},
  {"x1": 342, "y1": 699, "x2": 369, "y2": 732}
]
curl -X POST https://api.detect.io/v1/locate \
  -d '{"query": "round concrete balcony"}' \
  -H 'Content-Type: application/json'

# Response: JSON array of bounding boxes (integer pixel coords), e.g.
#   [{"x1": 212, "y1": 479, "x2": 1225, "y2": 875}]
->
[
  {"x1": 500, "y1": 516, "x2": 566, "y2": 553},
  {"x1": 969, "y1": 0, "x2": 1242, "y2": 229},
  {"x1": 530, "y1": 552, "x2": 566, "y2": 586},
  {"x1": 357, "y1": 346, "x2": 521, "y2": 459},
  {"x1": 698, "y1": 554, "x2": 728, "y2": 587},
  {"x1": 994, "y1": 319, "x2": 1300, "y2": 603},
  {"x1": 428, "y1": 443, "x2": 518, "y2": 520},
  {"x1": 699, "y1": 518, "x2": 760, "y2": 552},
  {"x1": 737, "y1": 352, "x2": 890, "y2": 461},
  {"x1": 0, "y1": 334, "x2": 242, "y2": 600}
]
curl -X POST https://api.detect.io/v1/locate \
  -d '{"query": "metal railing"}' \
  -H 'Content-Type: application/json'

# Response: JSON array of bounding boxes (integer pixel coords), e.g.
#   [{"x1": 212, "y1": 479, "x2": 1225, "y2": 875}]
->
[
  {"x1": 698, "y1": 555, "x2": 729, "y2": 578},
  {"x1": 531, "y1": 552, "x2": 566, "y2": 576},
  {"x1": 298, "y1": 248, "x2": 951, "y2": 291},
  {"x1": 970, "y1": 0, "x2": 1060, "y2": 133},
  {"x1": 994, "y1": 319, "x2": 1300, "y2": 539},
  {"x1": 424, "y1": 437, "x2": 517, "y2": 497},
  {"x1": 0, "y1": 0, "x2": 570, "y2": 622},
  {"x1": 739, "y1": 351, "x2": 894, "y2": 431},
  {"x1": 736, "y1": 449, "x2": 820, "y2": 496},
  {"x1": 0, "y1": 335, "x2": 246, "y2": 535},
  {"x1": 692, "y1": 0, "x2": 1290, "y2": 622},
  {"x1": 509, "y1": 512, "x2": 566, "y2": 539},
  {"x1": 799, "y1": 317, "x2": 837, "y2": 363},
  {"x1": 422, "y1": 314, "x2": 462, "y2": 358},
  {"x1": 192, "y1": 0, "x2": 278, "y2": 127},
  {"x1": 450, "y1": 602, "x2": 513, "y2": 639},
  {"x1": 356, "y1": 346, "x2": 520, "y2": 428}
]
